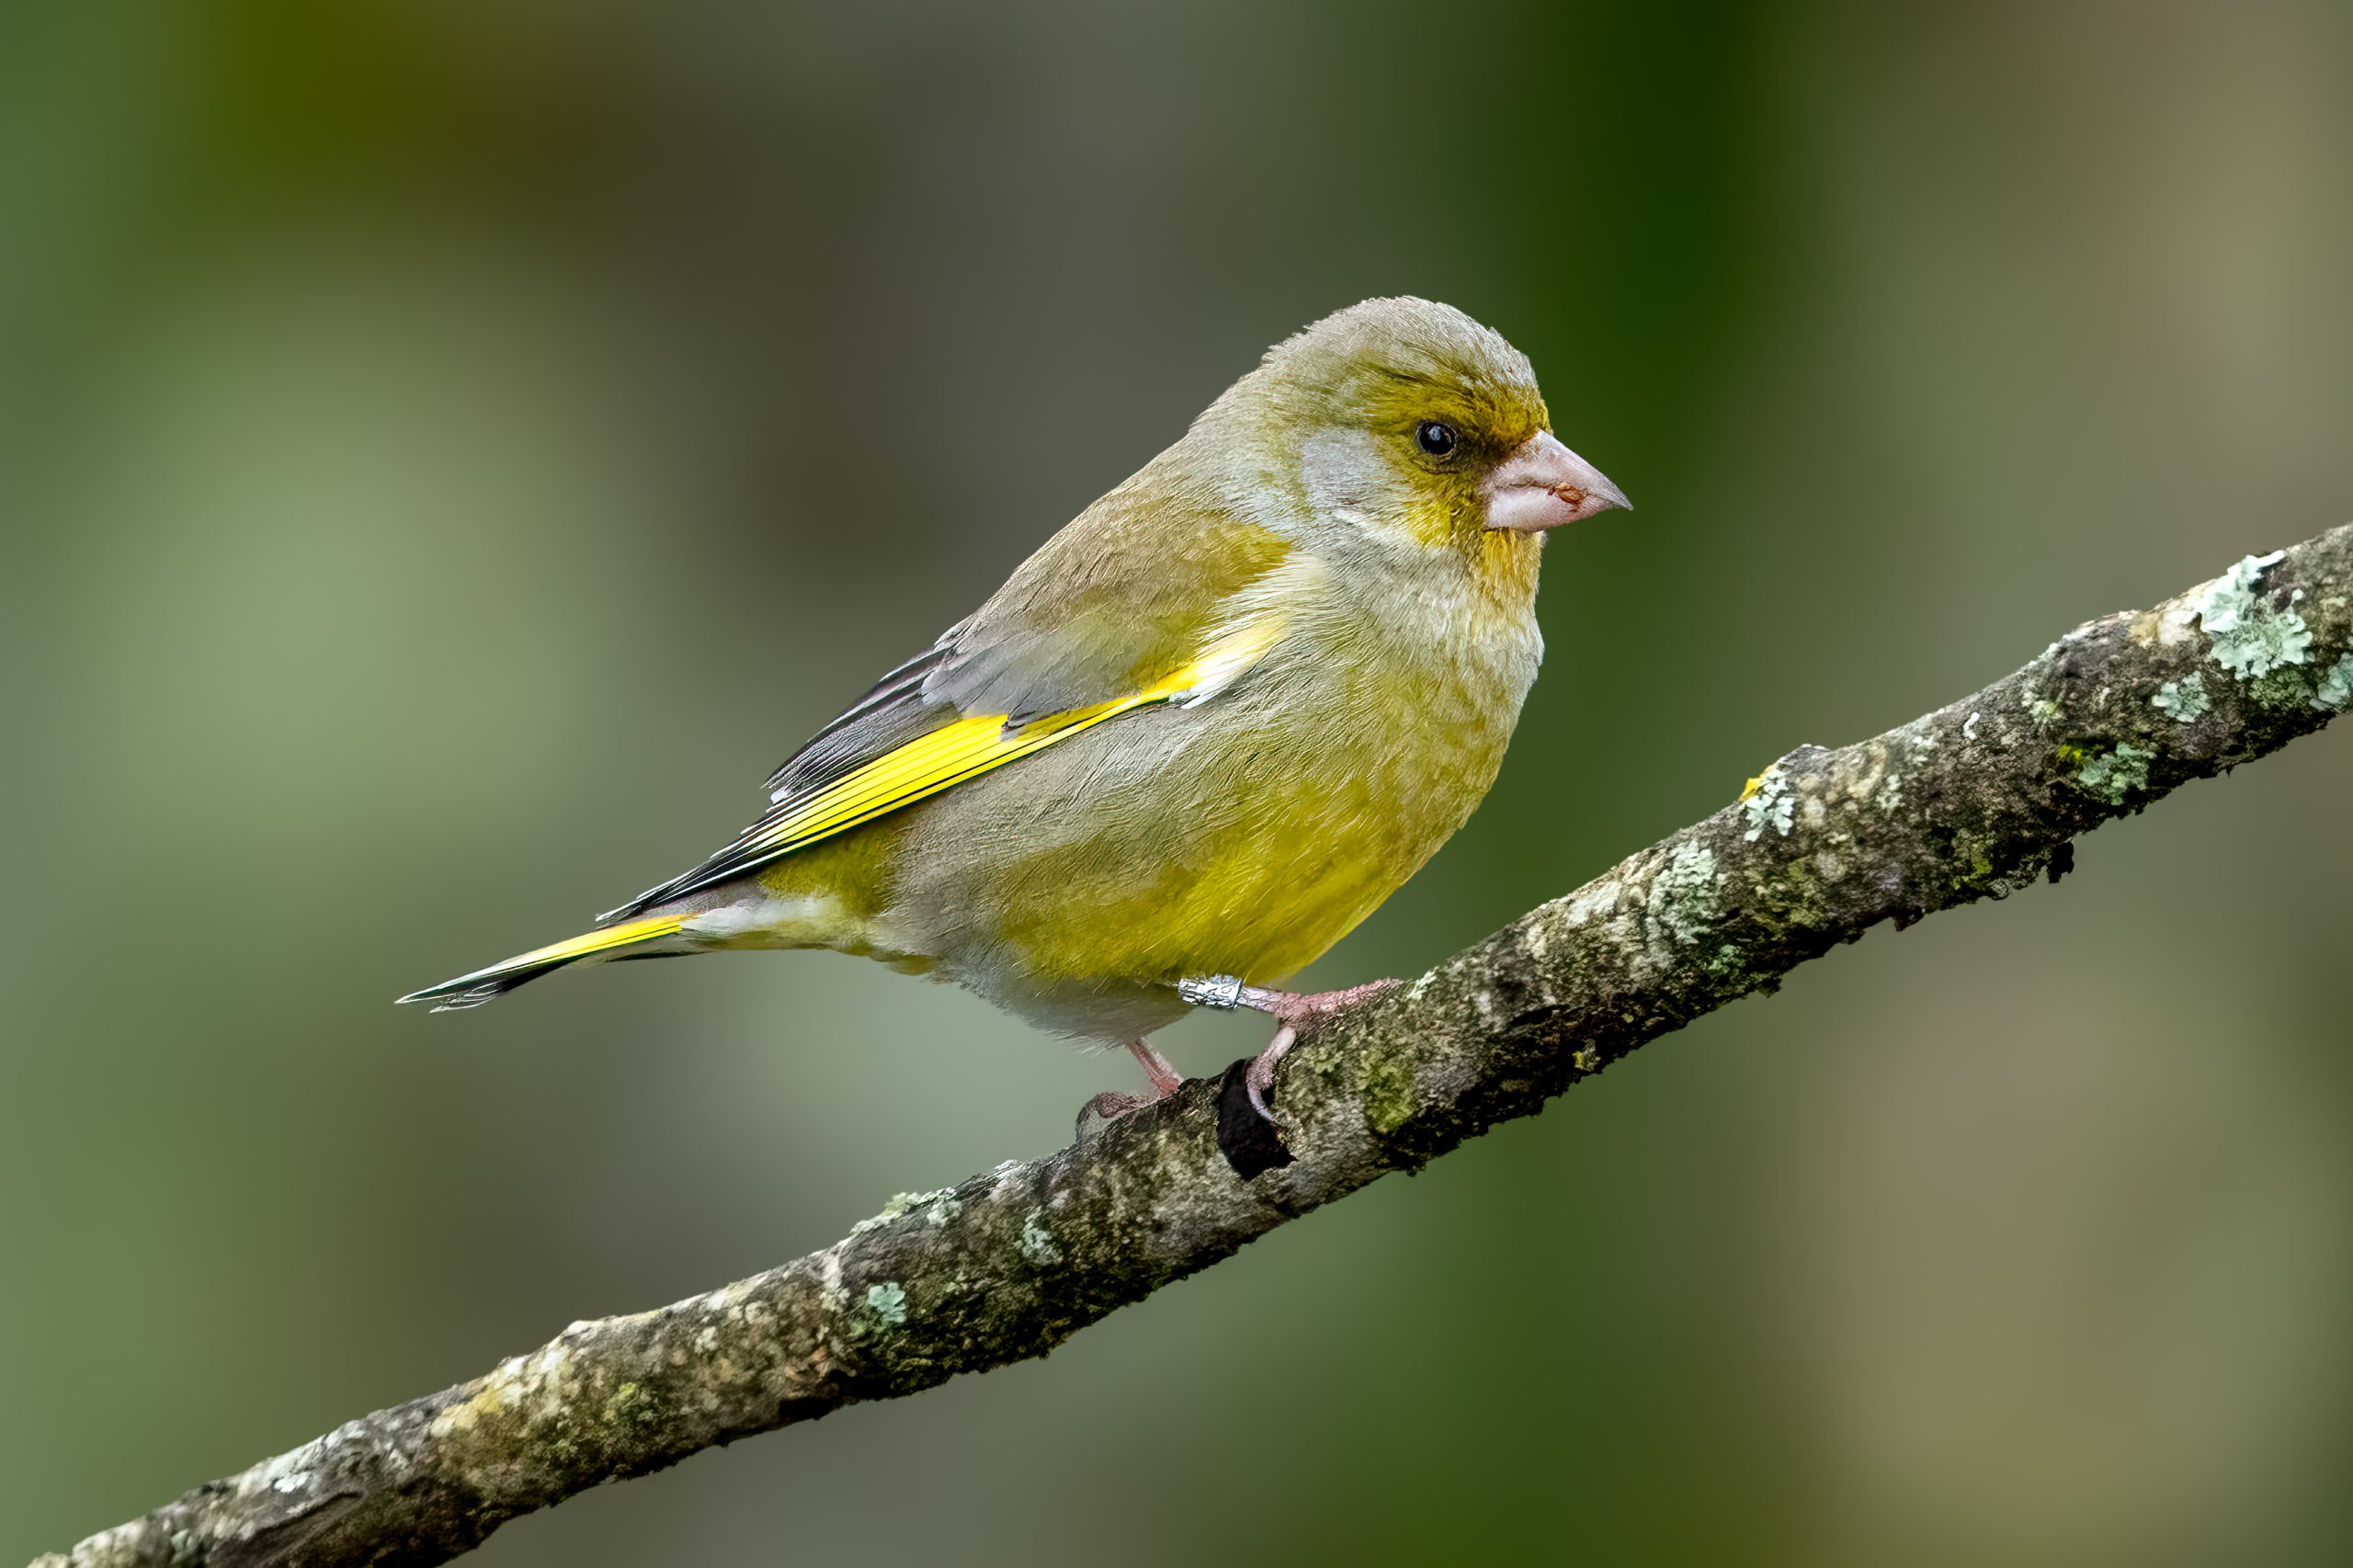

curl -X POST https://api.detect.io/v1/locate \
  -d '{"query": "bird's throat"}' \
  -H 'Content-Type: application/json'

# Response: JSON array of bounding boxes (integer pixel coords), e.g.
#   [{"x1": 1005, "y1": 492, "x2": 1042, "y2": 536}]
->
[{"x1": 1477, "y1": 523, "x2": 1545, "y2": 604}]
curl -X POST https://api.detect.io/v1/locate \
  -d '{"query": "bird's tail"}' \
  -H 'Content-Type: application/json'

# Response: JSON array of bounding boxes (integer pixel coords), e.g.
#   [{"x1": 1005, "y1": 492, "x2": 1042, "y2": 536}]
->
[{"x1": 395, "y1": 912, "x2": 692, "y2": 1012}]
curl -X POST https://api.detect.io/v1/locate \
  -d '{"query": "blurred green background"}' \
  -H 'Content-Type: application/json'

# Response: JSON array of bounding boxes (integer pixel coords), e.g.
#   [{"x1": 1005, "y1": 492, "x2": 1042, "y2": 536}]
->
[{"x1": 6, "y1": 2, "x2": 2351, "y2": 1563}]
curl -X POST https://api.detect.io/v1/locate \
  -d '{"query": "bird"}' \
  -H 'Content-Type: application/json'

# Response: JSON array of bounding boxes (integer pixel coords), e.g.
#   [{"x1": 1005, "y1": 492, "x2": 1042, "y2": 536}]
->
[{"x1": 398, "y1": 296, "x2": 1629, "y2": 1129}]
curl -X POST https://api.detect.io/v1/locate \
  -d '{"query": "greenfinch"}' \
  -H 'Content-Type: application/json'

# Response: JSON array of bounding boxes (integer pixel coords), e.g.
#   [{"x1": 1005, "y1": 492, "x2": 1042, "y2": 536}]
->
[{"x1": 400, "y1": 297, "x2": 1628, "y2": 1123}]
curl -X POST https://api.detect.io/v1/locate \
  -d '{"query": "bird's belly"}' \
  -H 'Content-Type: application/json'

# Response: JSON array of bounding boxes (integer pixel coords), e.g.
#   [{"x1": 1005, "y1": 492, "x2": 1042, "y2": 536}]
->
[{"x1": 880, "y1": 646, "x2": 1528, "y2": 1039}]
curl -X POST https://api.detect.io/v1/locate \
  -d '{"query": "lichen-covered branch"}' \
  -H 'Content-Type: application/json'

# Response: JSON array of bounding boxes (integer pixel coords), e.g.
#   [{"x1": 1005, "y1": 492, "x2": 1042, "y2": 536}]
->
[{"x1": 37, "y1": 527, "x2": 2353, "y2": 1568}]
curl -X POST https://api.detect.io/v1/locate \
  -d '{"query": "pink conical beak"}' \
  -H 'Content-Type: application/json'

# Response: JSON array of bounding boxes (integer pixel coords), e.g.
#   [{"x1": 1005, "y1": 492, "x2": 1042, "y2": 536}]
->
[{"x1": 1482, "y1": 430, "x2": 1631, "y2": 531}]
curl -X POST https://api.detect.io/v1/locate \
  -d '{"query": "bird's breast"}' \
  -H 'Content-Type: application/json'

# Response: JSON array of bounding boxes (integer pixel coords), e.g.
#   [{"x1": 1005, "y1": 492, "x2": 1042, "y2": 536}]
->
[{"x1": 881, "y1": 561, "x2": 1543, "y2": 1030}]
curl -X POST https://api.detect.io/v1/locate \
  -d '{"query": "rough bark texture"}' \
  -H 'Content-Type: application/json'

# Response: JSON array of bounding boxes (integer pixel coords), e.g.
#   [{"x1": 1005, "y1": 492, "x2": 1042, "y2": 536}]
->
[{"x1": 36, "y1": 526, "x2": 2353, "y2": 1568}]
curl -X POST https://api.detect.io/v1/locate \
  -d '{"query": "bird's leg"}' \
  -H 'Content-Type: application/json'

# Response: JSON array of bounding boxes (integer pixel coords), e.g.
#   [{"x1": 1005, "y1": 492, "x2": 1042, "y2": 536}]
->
[
  {"x1": 1074, "y1": 1038, "x2": 1187, "y2": 1140},
  {"x1": 1126, "y1": 1037, "x2": 1186, "y2": 1098},
  {"x1": 1176, "y1": 974, "x2": 1403, "y2": 1120}
]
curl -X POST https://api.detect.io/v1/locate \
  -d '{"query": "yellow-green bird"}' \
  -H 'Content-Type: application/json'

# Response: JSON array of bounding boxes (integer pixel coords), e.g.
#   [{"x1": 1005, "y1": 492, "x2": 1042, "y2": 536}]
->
[{"x1": 399, "y1": 297, "x2": 1628, "y2": 1124}]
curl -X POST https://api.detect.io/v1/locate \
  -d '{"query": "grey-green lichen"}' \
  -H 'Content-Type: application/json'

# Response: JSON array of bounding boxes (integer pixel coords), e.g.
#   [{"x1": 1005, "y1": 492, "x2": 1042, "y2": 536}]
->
[
  {"x1": 1644, "y1": 841, "x2": 1719, "y2": 943},
  {"x1": 1017, "y1": 1210, "x2": 1061, "y2": 1266},
  {"x1": 2313, "y1": 653, "x2": 2353, "y2": 713},
  {"x1": 849, "y1": 1194, "x2": 921, "y2": 1235},
  {"x1": 851, "y1": 1189, "x2": 961, "y2": 1235},
  {"x1": 2152, "y1": 672, "x2": 2210, "y2": 722},
  {"x1": 1742, "y1": 770, "x2": 1793, "y2": 841},
  {"x1": 2195, "y1": 550, "x2": 2312, "y2": 678},
  {"x1": 860, "y1": 1282, "x2": 908, "y2": 1332},
  {"x1": 2077, "y1": 742, "x2": 2152, "y2": 805}
]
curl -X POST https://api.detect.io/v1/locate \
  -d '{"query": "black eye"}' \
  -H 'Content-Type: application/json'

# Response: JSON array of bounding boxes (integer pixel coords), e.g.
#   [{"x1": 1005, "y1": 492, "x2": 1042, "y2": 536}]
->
[{"x1": 1414, "y1": 420, "x2": 1459, "y2": 458}]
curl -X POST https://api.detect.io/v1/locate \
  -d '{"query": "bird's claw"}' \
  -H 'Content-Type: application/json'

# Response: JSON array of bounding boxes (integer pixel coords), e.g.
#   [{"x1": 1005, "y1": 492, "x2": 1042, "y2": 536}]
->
[
  {"x1": 1165, "y1": 976, "x2": 1404, "y2": 1122},
  {"x1": 1240, "y1": 978, "x2": 1403, "y2": 1122},
  {"x1": 1075, "y1": 1038, "x2": 1189, "y2": 1140},
  {"x1": 1075, "y1": 1090, "x2": 1149, "y2": 1142},
  {"x1": 1244, "y1": 1024, "x2": 1297, "y2": 1122}
]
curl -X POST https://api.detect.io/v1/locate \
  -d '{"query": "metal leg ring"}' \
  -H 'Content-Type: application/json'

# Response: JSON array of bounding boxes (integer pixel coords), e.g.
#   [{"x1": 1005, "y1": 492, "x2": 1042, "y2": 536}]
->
[{"x1": 1176, "y1": 973, "x2": 1247, "y2": 1009}]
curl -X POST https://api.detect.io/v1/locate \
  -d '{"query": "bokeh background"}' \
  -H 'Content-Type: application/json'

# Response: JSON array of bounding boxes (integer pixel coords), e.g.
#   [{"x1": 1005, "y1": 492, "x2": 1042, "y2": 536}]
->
[{"x1": 7, "y1": 2, "x2": 2351, "y2": 1563}]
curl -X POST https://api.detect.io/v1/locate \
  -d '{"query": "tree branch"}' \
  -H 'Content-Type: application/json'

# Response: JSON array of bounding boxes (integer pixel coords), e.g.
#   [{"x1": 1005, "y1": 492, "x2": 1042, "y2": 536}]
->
[{"x1": 38, "y1": 526, "x2": 2353, "y2": 1568}]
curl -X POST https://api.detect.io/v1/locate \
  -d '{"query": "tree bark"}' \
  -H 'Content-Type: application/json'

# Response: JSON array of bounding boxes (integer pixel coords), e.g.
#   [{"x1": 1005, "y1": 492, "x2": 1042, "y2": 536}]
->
[{"x1": 35, "y1": 525, "x2": 2353, "y2": 1568}]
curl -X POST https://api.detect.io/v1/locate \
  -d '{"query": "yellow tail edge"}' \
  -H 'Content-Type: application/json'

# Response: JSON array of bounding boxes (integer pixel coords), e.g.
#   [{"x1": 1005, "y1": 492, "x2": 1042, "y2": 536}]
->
[{"x1": 395, "y1": 913, "x2": 688, "y2": 1012}]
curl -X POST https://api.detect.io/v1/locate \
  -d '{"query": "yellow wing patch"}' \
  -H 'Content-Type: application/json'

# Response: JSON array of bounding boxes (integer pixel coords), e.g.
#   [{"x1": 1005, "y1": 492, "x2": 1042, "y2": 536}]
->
[
  {"x1": 394, "y1": 910, "x2": 687, "y2": 1008},
  {"x1": 494, "y1": 911, "x2": 688, "y2": 969},
  {"x1": 589, "y1": 613, "x2": 1291, "y2": 921},
  {"x1": 745, "y1": 615, "x2": 1288, "y2": 862}
]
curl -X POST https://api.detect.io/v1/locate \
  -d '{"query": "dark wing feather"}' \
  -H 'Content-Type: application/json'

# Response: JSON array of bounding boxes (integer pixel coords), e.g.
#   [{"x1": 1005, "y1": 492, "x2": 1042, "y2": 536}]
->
[
  {"x1": 760, "y1": 623, "x2": 963, "y2": 803},
  {"x1": 597, "y1": 630, "x2": 961, "y2": 922}
]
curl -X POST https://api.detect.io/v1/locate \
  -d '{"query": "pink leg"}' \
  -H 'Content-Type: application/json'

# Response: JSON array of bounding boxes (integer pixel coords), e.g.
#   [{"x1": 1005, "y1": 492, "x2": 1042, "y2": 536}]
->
[{"x1": 1125, "y1": 1038, "x2": 1185, "y2": 1099}]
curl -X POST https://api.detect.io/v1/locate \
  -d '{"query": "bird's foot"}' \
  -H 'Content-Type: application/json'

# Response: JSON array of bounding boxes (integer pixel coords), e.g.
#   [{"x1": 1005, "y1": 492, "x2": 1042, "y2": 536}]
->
[
  {"x1": 1176, "y1": 977, "x2": 1403, "y2": 1122},
  {"x1": 1074, "y1": 1039, "x2": 1187, "y2": 1141},
  {"x1": 1075, "y1": 1091, "x2": 1147, "y2": 1140},
  {"x1": 1243, "y1": 1025, "x2": 1300, "y2": 1124}
]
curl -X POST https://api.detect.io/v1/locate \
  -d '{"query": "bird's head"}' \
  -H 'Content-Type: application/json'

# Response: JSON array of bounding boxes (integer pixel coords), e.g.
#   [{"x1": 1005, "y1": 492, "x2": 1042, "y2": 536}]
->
[{"x1": 1214, "y1": 296, "x2": 1628, "y2": 579}]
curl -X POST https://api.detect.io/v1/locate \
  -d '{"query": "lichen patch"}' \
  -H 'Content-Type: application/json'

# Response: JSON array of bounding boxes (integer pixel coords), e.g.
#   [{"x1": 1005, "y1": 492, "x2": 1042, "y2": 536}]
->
[
  {"x1": 2077, "y1": 743, "x2": 2152, "y2": 805},
  {"x1": 1018, "y1": 1210, "x2": 1062, "y2": 1266},
  {"x1": 2312, "y1": 653, "x2": 2353, "y2": 713},
  {"x1": 2248, "y1": 665, "x2": 2313, "y2": 709},
  {"x1": 2194, "y1": 550, "x2": 2312, "y2": 679},
  {"x1": 1644, "y1": 842, "x2": 1720, "y2": 944},
  {"x1": 1742, "y1": 769, "x2": 1793, "y2": 841},
  {"x1": 861, "y1": 1283, "x2": 908, "y2": 1332},
  {"x1": 2152, "y1": 673, "x2": 2210, "y2": 723}
]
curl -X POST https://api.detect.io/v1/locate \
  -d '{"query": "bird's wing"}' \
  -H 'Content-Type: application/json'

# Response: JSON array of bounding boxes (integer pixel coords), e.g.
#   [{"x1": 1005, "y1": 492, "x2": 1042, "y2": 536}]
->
[{"x1": 598, "y1": 503, "x2": 1296, "y2": 922}]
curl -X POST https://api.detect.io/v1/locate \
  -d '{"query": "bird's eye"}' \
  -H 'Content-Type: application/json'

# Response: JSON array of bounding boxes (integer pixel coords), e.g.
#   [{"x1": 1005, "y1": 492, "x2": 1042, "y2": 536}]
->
[{"x1": 1414, "y1": 420, "x2": 1459, "y2": 458}]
